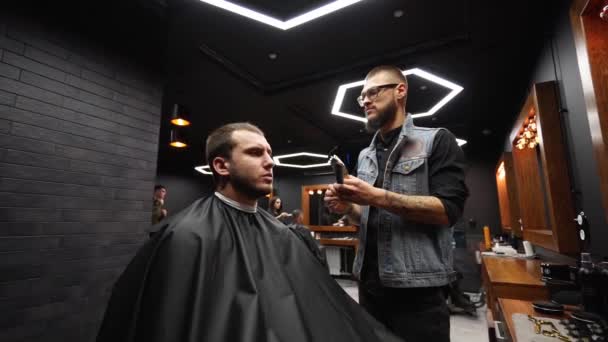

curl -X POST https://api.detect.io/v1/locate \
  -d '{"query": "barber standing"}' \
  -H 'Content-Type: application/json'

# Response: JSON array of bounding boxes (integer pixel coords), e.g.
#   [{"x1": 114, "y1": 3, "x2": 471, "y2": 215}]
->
[{"x1": 325, "y1": 65, "x2": 468, "y2": 342}]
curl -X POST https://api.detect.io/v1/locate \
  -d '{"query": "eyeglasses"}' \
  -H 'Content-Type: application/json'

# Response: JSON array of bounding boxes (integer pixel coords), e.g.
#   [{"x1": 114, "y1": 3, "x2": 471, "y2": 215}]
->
[{"x1": 357, "y1": 83, "x2": 399, "y2": 107}]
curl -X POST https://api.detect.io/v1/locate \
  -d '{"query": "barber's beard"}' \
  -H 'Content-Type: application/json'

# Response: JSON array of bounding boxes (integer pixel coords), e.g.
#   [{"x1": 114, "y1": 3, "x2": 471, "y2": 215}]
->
[
  {"x1": 365, "y1": 101, "x2": 398, "y2": 133},
  {"x1": 229, "y1": 168, "x2": 270, "y2": 200}
]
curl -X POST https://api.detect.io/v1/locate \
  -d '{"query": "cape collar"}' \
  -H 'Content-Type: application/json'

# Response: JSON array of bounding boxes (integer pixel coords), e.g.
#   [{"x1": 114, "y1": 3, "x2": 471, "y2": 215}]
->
[{"x1": 214, "y1": 192, "x2": 257, "y2": 213}]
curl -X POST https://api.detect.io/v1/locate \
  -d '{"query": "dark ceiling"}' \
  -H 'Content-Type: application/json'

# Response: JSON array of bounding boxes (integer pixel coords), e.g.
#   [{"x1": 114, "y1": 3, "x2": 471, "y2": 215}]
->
[
  {"x1": 159, "y1": 0, "x2": 559, "y2": 174},
  {"x1": 11, "y1": 0, "x2": 561, "y2": 175}
]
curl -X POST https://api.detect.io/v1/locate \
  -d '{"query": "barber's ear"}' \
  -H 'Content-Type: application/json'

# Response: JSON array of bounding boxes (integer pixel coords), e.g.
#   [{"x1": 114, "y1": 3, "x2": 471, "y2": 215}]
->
[
  {"x1": 397, "y1": 83, "x2": 408, "y2": 100},
  {"x1": 212, "y1": 157, "x2": 230, "y2": 176}
]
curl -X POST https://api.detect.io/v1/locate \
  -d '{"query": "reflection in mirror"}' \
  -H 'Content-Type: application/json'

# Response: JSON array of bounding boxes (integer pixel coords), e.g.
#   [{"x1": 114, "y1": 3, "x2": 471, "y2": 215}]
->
[{"x1": 308, "y1": 190, "x2": 342, "y2": 226}]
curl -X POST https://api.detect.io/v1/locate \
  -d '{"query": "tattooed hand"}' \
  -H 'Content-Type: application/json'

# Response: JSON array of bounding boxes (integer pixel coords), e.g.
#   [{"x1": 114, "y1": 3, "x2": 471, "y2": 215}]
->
[
  {"x1": 332, "y1": 175, "x2": 381, "y2": 206},
  {"x1": 324, "y1": 185, "x2": 353, "y2": 214}
]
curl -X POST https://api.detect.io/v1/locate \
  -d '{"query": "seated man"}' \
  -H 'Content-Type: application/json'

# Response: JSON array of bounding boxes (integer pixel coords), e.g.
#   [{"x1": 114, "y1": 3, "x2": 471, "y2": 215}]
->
[
  {"x1": 287, "y1": 209, "x2": 328, "y2": 269},
  {"x1": 97, "y1": 122, "x2": 400, "y2": 342}
]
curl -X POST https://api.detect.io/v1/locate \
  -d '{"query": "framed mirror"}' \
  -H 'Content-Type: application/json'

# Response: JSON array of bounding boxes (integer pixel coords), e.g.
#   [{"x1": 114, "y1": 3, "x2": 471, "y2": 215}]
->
[
  {"x1": 300, "y1": 184, "x2": 358, "y2": 249},
  {"x1": 509, "y1": 82, "x2": 578, "y2": 254}
]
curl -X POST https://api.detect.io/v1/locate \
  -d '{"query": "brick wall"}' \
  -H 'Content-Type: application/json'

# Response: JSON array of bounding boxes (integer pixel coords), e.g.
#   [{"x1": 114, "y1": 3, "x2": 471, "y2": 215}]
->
[{"x1": 0, "y1": 13, "x2": 163, "y2": 342}]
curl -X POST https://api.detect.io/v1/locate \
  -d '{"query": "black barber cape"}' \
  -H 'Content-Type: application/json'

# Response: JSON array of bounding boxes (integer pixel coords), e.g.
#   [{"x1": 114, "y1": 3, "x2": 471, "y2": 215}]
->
[{"x1": 97, "y1": 193, "x2": 401, "y2": 342}]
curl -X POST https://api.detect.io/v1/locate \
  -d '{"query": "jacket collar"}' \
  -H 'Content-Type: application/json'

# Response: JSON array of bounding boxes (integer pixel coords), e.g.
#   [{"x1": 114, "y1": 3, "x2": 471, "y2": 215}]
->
[{"x1": 368, "y1": 114, "x2": 414, "y2": 148}]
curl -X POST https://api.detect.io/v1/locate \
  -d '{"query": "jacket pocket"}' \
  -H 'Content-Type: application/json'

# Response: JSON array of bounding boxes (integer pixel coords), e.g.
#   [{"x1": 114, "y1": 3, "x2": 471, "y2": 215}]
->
[
  {"x1": 357, "y1": 170, "x2": 376, "y2": 185},
  {"x1": 393, "y1": 157, "x2": 425, "y2": 175},
  {"x1": 391, "y1": 157, "x2": 426, "y2": 194}
]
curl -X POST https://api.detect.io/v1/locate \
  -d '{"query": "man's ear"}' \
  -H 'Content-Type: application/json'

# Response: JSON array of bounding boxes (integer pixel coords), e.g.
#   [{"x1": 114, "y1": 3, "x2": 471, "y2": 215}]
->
[
  {"x1": 212, "y1": 156, "x2": 230, "y2": 177},
  {"x1": 397, "y1": 83, "x2": 408, "y2": 100}
]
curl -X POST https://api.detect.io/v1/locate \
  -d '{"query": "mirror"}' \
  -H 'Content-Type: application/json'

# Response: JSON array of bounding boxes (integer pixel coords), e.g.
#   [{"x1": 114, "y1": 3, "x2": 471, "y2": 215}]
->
[{"x1": 301, "y1": 185, "x2": 344, "y2": 226}]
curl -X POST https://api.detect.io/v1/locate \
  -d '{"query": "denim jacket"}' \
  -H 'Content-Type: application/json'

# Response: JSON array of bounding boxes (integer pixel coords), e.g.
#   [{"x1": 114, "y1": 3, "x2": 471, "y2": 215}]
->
[{"x1": 353, "y1": 115, "x2": 455, "y2": 288}]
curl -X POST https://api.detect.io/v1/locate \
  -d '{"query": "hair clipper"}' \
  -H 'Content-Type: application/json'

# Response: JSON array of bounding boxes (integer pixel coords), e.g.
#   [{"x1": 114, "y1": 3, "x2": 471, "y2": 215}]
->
[{"x1": 329, "y1": 155, "x2": 348, "y2": 184}]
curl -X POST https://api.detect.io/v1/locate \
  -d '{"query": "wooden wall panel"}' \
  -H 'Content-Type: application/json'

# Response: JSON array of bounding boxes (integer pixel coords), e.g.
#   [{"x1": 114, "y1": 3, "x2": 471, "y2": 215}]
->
[
  {"x1": 535, "y1": 82, "x2": 578, "y2": 254},
  {"x1": 504, "y1": 154, "x2": 522, "y2": 237},
  {"x1": 513, "y1": 147, "x2": 549, "y2": 231},
  {"x1": 496, "y1": 170, "x2": 511, "y2": 230},
  {"x1": 496, "y1": 153, "x2": 522, "y2": 236},
  {"x1": 571, "y1": 0, "x2": 608, "y2": 223}
]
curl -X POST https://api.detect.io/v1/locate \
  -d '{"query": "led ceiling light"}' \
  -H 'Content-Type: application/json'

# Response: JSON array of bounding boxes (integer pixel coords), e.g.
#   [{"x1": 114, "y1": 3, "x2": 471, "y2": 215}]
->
[
  {"x1": 194, "y1": 165, "x2": 213, "y2": 175},
  {"x1": 197, "y1": 0, "x2": 363, "y2": 30},
  {"x1": 273, "y1": 152, "x2": 330, "y2": 169},
  {"x1": 331, "y1": 68, "x2": 464, "y2": 122}
]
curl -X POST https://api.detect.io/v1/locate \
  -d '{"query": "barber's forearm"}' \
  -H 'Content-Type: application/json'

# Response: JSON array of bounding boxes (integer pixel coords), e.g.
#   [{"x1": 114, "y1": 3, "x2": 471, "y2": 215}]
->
[{"x1": 372, "y1": 189, "x2": 449, "y2": 226}]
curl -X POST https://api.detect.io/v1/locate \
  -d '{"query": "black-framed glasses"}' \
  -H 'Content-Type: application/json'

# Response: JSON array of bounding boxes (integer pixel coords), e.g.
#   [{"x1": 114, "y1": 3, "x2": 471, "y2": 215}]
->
[{"x1": 356, "y1": 83, "x2": 399, "y2": 107}]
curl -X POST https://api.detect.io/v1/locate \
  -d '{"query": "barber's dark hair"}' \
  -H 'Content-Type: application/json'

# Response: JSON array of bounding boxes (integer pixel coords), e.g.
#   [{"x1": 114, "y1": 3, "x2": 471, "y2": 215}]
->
[
  {"x1": 205, "y1": 122, "x2": 264, "y2": 186},
  {"x1": 365, "y1": 65, "x2": 408, "y2": 109},
  {"x1": 154, "y1": 184, "x2": 165, "y2": 191},
  {"x1": 366, "y1": 65, "x2": 408, "y2": 84}
]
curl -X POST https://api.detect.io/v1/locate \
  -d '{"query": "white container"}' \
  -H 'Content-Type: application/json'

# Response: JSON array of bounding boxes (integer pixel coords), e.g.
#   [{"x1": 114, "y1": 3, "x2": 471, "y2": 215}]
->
[{"x1": 523, "y1": 240, "x2": 535, "y2": 257}]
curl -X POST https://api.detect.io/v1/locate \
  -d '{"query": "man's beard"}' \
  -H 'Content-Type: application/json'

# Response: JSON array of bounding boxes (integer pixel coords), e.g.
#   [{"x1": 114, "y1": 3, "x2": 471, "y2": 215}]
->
[
  {"x1": 365, "y1": 101, "x2": 397, "y2": 133},
  {"x1": 229, "y1": 168, "x2": 271, "y2": 200}
]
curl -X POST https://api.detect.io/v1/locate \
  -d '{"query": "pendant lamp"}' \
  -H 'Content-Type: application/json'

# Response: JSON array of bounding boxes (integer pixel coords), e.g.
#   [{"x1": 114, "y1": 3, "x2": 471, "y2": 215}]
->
[
  {"x1": 169, "y1": 128, "x2": 187, "y2": 148},
  {"x1": 170, "y1": 104, "x2": 191, "y2": 126}
]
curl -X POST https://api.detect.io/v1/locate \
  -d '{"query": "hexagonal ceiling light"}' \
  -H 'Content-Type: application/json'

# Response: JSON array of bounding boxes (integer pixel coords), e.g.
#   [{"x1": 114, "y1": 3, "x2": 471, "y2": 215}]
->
[
  {"x1": 197, "y1": 140, "x2": 466, "y2": 176},
  {"x1": 194, "y1": 165, "x2": 213, "y2": 175},
  {"x1": 331, "y1": 68, "x2": 464, "y2": 122},
  {"x1": 273, "y1": 152, "x2": 330, "y2": 168},
  {"x1": 195, "y1": 153, "x2": 331, "y2": 174},
  {"x1": 197, "y1": 0, "x2": 363, "y2": 30}
]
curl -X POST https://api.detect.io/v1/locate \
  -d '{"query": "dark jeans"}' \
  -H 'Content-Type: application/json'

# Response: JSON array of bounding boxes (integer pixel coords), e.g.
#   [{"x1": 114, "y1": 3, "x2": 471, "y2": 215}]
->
[{"x1": 358, "y1": 283, "x2": 450, "y2": 342}]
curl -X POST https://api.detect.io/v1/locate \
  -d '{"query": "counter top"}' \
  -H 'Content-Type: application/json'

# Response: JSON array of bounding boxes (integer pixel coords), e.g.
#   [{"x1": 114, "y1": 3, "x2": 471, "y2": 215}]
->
[{"x1": 483, "y1": 255, "x2": 545, "y2": 287}]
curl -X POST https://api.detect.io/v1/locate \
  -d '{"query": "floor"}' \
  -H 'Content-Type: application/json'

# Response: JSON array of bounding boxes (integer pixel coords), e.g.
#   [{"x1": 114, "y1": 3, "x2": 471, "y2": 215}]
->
[{"x1": 336, "y1": 279, "x2": 489, "y2": 342}]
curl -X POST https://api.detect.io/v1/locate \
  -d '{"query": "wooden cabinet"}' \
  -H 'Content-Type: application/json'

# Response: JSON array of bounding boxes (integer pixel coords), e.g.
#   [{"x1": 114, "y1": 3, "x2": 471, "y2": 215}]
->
[{"x1": 504, "y1": 82, "x2": 579, "y2": 255}]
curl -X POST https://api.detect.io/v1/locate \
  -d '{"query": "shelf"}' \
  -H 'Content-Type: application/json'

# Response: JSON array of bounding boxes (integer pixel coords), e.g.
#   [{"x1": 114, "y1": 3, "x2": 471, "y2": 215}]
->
[
  {"x1": 309, "y1": 225, "x2": 357, "y2": 233},
  {"x1": 318, "y1": 238, "x2": 358, "y2": 249}
]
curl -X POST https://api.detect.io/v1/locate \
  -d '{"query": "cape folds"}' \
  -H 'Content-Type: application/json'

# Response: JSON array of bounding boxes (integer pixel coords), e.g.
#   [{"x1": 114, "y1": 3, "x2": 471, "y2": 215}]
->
[{"x1": 97, "y1": 195, "x2": 401, "y2": 342}]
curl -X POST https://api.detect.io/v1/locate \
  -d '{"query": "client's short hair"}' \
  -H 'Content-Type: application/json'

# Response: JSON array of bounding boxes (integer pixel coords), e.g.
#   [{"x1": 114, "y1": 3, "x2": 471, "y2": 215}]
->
[{"x1": 205, "y1": 122, "x2": 264, "y2": 185}]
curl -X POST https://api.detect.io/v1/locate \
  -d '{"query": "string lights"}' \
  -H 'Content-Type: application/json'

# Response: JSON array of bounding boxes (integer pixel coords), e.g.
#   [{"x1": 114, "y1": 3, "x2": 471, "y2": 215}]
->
[{"x1": 515, "y1": 109, "x2": 540, "y2": 150}]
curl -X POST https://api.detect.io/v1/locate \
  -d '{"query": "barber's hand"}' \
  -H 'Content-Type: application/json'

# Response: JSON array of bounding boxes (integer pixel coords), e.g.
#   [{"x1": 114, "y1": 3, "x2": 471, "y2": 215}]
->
[
  {"x1": 277, "y1": 212, "x2": 291, "y2": 219},
  {"x1": 333, "y1": 175, "x2": 380, "y2": 206},
  {"x1": 324, "y1": 185, "x2": 353, "y2": 214}
]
